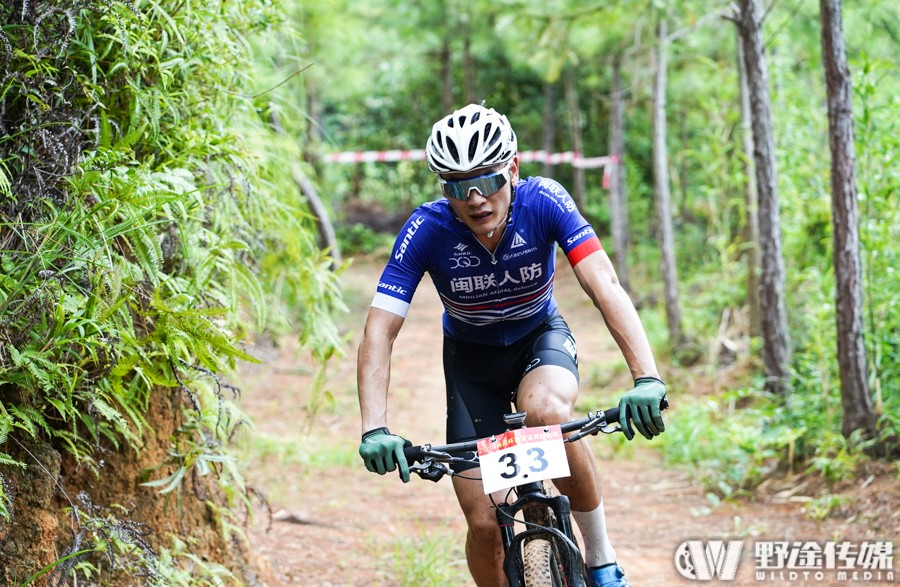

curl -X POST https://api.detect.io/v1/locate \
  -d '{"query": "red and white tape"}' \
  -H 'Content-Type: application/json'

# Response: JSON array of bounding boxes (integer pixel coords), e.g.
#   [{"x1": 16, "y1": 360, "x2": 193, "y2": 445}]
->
[
  {"x1": 325, "y1": 150, "x2": 619, "y2": 170},
  {"x1": 325, "y1": 149, "x2": 427, "y2": 164}
]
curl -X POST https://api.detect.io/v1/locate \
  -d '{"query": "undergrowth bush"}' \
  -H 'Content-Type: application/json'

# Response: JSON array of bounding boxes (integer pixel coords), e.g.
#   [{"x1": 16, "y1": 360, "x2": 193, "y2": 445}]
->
[
  {"x1": 660, "y1": 368, "x2": 896, "y2": 500},
  {"x1": 335, "y1": 223, "x2": 396, "y2": 257},
  {"x1": 0, "y1": 0, "x2": 344, "y2": 581}
]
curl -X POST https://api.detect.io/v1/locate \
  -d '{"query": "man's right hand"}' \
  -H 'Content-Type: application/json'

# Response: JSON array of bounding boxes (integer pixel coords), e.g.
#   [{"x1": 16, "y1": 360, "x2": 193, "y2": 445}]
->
[
  {"x1": 618, "y1": 376, "x2": 668, "y2": 441},
  {"x1": 359, "y1": 427, "x2": 410, "y2": 483}
]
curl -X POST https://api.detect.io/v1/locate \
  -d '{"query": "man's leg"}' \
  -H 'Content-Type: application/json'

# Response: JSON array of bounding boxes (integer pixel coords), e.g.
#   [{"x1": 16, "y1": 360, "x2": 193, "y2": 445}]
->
[
  {"x1": 443, "y1": 334, "x2": 519, "y2": 586},
  {"x1": 516, "y1": 364, "x2": 618, "y2": 569},
  {"x1": 516, "y1": 364, "x2": 600, "y2": 510},
  {"x1": 452, "y1": 472, "x2": 507, "y2": 587}
]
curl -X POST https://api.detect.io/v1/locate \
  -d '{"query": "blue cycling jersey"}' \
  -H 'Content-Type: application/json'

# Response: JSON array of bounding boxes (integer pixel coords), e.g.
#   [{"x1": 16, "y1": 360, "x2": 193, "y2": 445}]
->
[{"x1": 372, "y1": 176, "x2": 603, "y2": 346}]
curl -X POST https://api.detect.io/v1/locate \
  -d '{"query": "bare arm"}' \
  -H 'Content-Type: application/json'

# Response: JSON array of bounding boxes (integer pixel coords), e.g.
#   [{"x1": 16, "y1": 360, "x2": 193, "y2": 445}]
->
[
  {"x1": 357, "y1": 307, "x2": 406, "y2": 435},
  {"x1": 571, "y1": 249, "x2": 659, "y2": 380}
]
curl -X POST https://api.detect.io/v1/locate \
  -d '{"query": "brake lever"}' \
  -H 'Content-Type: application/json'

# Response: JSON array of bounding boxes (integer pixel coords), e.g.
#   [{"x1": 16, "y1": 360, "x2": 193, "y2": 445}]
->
[
  {"x1": 411, "y1": 461, "x2": 450, "y2": 483},
  {"x1": 565, "y1": 411, "x2": 623, "y2": 443},
  {"x1": 592, "y1": 408, "x2": 623, "y2": 435},
  {"x1": 598, "y1": 421, "x2": 622, "y2": 434}
]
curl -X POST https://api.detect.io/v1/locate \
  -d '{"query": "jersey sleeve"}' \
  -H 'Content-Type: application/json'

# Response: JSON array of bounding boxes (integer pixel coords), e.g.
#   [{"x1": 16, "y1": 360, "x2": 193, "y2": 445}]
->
[
  {"x1": 371, "y1": 213, "x2": 429, "y2": 318},
  {"x1": 534, "y1": 178, "x2": 603, "y2": 267}
]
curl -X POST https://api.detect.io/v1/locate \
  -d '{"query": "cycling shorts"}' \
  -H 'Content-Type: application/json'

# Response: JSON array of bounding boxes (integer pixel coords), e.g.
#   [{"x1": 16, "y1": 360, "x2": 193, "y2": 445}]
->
[{"x1": 443, "y1": 310, "x2": 579, "y2": 472}]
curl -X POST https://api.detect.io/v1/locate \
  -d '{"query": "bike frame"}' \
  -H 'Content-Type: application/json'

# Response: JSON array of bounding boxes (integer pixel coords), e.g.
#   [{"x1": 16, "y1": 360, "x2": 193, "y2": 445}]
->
[
  {"x1": 403, "y1": 400, "x2": 668, "y2": 586},
  {"x1": 494, "y1": 413, "x2": 588, "y2": 587}
]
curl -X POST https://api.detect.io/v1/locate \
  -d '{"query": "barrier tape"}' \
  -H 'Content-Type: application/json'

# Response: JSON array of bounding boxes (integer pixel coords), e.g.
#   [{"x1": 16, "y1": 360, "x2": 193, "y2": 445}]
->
[
  {"x1": 324, "y1": 150, "x2": 620, "y2": 170},
  {"x1": 325, "y1": 149, "x2": 427, "y2": 164}
]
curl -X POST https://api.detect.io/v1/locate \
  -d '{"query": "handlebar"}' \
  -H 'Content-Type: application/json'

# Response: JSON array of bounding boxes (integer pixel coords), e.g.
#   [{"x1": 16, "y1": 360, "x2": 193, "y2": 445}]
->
[
  {"x1": 402, "y1": 397, "x2": 668, "y2": 481},
  {"x1": 403, "y1": 405, "x2": 619, "y2": 466}
]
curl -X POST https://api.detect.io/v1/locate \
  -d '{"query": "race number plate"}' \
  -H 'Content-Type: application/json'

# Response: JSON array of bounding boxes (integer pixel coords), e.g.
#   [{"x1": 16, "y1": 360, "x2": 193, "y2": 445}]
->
[{"x1": 476, "y1": 425, "x2": 570, "y2": 494}]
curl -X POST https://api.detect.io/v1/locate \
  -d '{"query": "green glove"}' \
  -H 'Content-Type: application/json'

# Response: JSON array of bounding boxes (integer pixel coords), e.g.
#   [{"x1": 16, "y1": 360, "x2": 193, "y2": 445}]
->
[
  {"x1": 618, "y1": 376, "x2": 668, "y2": 441},
  {"x1": 359, "y1": 427, "x2": 410, "y2": 483}
]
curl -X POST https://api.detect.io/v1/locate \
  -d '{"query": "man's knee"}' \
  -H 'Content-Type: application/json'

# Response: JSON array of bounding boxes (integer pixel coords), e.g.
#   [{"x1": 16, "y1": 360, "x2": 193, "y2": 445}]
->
[
  {"x1": 455, "y1": 478, "x2": 502, "y2": 545},
  {"x1": 521, "y1": 391, "x2": 575, "y2": 425},
  {"x1": 465, "y1": 509, "x2": 501, "y2": 544},
  {"x1": 516, "y1": 365, "x2": 578, "y2": 424},
  {"x1": 461, "y1": 501, "x2": 501, "y2": 546}
]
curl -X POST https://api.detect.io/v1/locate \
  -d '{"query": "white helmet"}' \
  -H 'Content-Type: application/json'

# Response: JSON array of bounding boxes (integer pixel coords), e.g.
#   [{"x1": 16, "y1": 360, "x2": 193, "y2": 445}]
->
[{"x1": 425, "y1": 104, "x2": 518, "y2": 174}]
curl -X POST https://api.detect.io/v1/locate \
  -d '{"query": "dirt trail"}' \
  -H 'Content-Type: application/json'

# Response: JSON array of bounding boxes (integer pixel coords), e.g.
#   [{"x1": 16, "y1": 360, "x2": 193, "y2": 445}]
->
[{"x1": 237, "y1": 257, "x2": 896, "y2": 587}]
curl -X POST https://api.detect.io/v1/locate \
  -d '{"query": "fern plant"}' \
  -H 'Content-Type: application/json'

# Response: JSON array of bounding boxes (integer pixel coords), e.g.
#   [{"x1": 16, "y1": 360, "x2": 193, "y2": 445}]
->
[{"x1": 0, "y1": 0, "x2": 345, "y2": 581}]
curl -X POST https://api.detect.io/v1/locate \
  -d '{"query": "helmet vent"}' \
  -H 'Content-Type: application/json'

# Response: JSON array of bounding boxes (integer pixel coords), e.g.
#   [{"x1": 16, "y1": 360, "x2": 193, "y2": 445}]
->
[
  {"x1": 486, "y1": 125, "x2": 500, "y2": 148},
  {"x1": 446, "y1": 138, "x2": 460, "y2": 164},
  {"x1": 468, "y1": 133, "x2": 481, "y2": 161},
  {"x1": 485, "y1": 143, "x2": 501, "y2": 163}
]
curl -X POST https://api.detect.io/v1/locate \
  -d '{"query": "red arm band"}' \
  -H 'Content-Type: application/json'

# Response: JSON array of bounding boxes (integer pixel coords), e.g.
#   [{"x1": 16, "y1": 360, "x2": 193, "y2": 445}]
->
[{"x1": 566, "y1": 236, "x2": 603, "y2": 267}]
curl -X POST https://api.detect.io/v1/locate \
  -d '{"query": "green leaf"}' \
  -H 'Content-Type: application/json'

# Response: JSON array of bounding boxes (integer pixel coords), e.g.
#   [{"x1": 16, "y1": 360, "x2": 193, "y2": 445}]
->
[{"x1": 140, "y1": 466, "x2": 187, "y2": 494}]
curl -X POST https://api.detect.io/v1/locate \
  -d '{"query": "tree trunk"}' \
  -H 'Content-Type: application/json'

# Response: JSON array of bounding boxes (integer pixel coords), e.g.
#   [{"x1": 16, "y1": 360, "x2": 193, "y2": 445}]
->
[
  {"x1": 738, "y1": 0, "x2": 791, "y2": 393},
  {"x1": 608, "y1": 58, "x2": 631, "y2": 294},
  {"x1": 463, "y1": 31, "x2": 476, "y2": 104},
  {"x1": 736, "y1": 29, "x2": 762, "y2": 338},
  {"x1": 292, "y1": 165, "x2": 342, "y2": 267},
  {"x1": 541, "y1": 80, "x2": 556, "y2": 177},
  {"x1": 564, "y1": 68, "x2": 586, "y2": 210},
  {"x1": 441, "y1": 36, "x2": 453, "y2": 114},
  {"x1": 304, "y1": 89, "x2": 322, "y2": 169},
  {"x1": 819, "y1": 0, "x2": 877, "y2": 440},
  {"x1": 652, "y1": 19, "x2": 685, "y2": 346}
]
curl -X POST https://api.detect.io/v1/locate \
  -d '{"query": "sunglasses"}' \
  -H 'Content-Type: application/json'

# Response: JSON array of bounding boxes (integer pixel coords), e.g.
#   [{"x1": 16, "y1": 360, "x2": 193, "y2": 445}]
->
[{"x1": 438, "y1": 165, "x2": 510, "y2": 200}]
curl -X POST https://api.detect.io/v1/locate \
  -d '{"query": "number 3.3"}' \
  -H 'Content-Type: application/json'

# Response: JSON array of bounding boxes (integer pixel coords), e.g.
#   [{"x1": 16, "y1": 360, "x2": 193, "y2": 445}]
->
[{"x1": 499, "y1": 447, "x2": 549, "y2": 479}]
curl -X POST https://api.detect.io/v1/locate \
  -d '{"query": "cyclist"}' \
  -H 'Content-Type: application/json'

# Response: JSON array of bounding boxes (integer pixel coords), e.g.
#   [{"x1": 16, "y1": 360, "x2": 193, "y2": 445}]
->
[{"x1": 357, "y1": 103, "x2": 668, "y2": 587}]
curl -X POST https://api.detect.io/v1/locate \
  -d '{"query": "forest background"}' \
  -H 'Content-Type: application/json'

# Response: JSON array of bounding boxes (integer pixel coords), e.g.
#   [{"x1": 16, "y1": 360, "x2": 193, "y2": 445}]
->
[{"x1": 0, "y1": 0, "x2": 897, "y2": 584}]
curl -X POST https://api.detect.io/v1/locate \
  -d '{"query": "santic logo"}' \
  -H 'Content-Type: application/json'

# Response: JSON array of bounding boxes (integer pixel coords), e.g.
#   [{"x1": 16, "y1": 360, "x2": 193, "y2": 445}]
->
[
  {"x1": 675, "y1": 540, "x2": 744, "y2": 581},
  {"x1": 565, "y1": 227, "x2": 594, "y2": 246},
  {"x1": 394, "y1": 216, "x2": 425, "y2": 262}
]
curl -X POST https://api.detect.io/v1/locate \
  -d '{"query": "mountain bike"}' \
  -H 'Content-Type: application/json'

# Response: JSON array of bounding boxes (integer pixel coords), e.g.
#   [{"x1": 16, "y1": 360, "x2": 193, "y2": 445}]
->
[{"x1": 403, "y1": 400, "x2": 667, "y2": 587}]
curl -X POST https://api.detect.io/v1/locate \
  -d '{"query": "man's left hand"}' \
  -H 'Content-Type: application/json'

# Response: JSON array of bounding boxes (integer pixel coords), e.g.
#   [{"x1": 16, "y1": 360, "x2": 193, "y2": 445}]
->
[{"x1": 618, "y1": 377, "x2": 668, "y2": 440}]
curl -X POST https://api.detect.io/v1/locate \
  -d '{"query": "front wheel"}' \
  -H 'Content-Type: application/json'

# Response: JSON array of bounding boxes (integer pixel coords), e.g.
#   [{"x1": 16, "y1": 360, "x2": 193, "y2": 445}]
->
[
  {"x1": 521, "y1": 487, "x2": 572, "y2": 587},
  {"x1": 523, "y1": 535, "x2": 563, "y2": 587},
  {"x1": 519, "y1": 484, "x2": 589, "y2": 587}
]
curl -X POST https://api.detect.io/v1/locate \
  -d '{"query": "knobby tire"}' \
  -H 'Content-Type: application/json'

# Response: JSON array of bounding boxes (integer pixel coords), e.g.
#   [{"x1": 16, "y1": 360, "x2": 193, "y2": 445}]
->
[
  {"x1": 523, "y1": 535, "x2": 561, "y2": 587},
  {"x1": 521, "y1": 486, "x2": 565, "y2": 587}
]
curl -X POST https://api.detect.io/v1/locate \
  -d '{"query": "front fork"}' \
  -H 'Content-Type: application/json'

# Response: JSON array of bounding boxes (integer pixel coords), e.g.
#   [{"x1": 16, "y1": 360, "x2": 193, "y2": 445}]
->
[{"x1": 496, "y1": 483, "x2": 580, "y2": 560}]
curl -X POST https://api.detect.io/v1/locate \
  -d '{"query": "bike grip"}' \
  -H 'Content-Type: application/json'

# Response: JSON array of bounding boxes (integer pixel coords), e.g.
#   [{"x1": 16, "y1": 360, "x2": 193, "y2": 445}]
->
[
  {"x1": 606, "y1": 396, "x2": 668, "y2": 423},
  {"x1": 403, "y1": 445, "x2": 424, "y2": 464},
  {"x1": 604, "y1": 407, "x2": 620, "y2": 423}
]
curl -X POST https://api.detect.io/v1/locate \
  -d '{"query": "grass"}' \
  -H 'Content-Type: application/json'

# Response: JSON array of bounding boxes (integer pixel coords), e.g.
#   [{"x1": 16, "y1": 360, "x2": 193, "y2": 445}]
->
[
  {"x1": 653, "y1": 371, "x2": 898, "y2": 525},
  {"x1": 803, "y1": 494, "x2": 852, "y2": 521},
  {"x1": 656, "y1": 389, "x2": 804, "y2": 498},
  {"x1": 238, "y1": 430, "x2": 358, "y2": 468},
  {"x1": 387, "y1": 527, "x2": 469, "y2": 586},
  {"x1": 583, "y1": 357, "x2": 629, "y2": 392}
]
